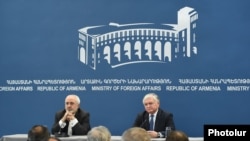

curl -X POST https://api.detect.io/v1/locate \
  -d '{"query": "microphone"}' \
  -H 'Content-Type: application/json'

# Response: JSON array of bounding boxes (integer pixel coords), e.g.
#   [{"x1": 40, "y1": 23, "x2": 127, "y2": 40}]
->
[
  {"x1": 54, "y1": 127, "x2": 68, "y2": 137},
  {"x1": 140, "y1": 118, "x2": 148, "y2": 128},
  {"x1": 58, "y1": 128, "x2": 62, "y2": 135}
]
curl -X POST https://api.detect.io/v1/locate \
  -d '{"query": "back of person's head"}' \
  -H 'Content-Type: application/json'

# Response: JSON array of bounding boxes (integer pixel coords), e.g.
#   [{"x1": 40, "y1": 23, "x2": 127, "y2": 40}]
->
[
  {"x1": 27, "y1": 125, "x2": 50, "y2": 141},
  {"x1": 87, "y1": 125, "x2": 111, "y2": 141},
  {"x1": 122, "y1": 127, "x2": 150, "y2": 141},
  {"x1": 166, "y1": 130, "x2": 189, "y2": 141},
  {"x1": 47, "y1": 137, "x2": 61, "y2": 141}
]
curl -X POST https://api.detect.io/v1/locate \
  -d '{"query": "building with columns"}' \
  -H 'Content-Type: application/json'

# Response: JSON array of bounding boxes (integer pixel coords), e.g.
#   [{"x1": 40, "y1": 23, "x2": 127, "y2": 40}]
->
[{"x1": 78, "y1": 6, "x2": 198, "y2": 70}]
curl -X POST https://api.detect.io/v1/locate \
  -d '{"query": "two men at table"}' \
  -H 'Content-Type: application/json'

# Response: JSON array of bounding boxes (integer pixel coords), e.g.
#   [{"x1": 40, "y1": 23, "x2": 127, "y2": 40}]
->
[{"x1": 51, "y1": 93, "x2": 175, "y2": 138}]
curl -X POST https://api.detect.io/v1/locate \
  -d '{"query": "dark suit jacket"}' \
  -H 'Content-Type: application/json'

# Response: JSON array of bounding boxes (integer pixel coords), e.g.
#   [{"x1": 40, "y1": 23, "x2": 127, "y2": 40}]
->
[
  {"x1": 51, "y1": 108, "x2": 91, "y2": 135},
  {"x1": 133, "y1": 108, "x2": 175, "y2": 137}
]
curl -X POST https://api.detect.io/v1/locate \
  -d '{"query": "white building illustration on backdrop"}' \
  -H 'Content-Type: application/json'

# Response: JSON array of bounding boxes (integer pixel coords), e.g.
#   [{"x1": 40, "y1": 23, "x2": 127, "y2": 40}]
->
[{"x1": 78, "y1": 6, "x2": 198, "y2": 70}]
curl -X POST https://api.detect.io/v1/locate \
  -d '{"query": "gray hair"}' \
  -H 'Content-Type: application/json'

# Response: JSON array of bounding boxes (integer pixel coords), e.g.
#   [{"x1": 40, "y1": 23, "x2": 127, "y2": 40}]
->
[
  {"x1": 142, "y1": 93, "x2": 160, "y2": 104},
  {"x1": 87, "y1": 126, "x2": 111, "y2": 141},
  {"x1": 122, "y1": 127, "x2": 150, "y2": 141},
  {"x1": 66, "y1": 94, "x2": 81, "y2": 104}
]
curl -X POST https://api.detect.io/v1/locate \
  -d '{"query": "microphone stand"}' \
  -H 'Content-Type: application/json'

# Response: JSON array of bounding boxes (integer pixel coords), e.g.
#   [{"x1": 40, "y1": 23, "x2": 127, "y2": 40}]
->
[{"x1": 54, "y1": 127, "x2": 69, "y2": 137}]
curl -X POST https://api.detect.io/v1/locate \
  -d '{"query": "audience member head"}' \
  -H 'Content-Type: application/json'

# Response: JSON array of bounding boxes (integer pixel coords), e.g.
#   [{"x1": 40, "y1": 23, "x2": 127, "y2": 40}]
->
[
  {"x1": 122, "y1": 127, "x2": 151, "y2": 141},
  {"x1": 27, "y1": 125, "x2": 50, "y2": 141},
  {"x1": 87, "y1": 125, "x2": 111, "y2": 141},
  {"x1": 65, "y1": 94, "x2": 80, "y2": 114},
  {"x1": 165, "y1": 130, "x2": 189, "y2": 141},
  {"x1": 47, "y1": 137, "x2": 61, "y2": 141}
]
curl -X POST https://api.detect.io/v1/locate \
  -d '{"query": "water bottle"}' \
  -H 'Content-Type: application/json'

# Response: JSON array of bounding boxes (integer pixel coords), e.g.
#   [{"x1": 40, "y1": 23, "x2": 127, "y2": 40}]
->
[{"x1": 165, "y1": 126, "x2": 172, "y2": 137}]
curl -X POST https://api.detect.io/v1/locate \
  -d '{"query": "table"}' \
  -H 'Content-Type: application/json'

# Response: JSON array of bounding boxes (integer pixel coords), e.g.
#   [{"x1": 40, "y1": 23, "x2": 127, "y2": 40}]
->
[{"x1": 0, "y1": 134, "x2": 203, "y2": 141}]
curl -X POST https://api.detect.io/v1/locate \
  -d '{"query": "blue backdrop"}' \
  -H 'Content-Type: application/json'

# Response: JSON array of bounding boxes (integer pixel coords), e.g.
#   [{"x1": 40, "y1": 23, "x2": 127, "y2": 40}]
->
[{"x1": 0, "y1": 0, "x2": 250, "y2": 137}]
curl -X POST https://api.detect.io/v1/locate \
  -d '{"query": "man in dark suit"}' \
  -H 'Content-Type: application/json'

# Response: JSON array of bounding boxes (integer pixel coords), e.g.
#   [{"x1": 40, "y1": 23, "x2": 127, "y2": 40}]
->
[
  {"x1": 133, "y1": 93, "x2": 175, "y2": 138},
  {"x1": 51, "y1": 94, "x2": 91, "y2": 136}
]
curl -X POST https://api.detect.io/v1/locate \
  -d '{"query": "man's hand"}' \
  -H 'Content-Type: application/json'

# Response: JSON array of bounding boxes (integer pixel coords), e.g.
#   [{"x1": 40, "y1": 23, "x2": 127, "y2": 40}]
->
[
  {"x1": 66, "y1": 111, "x2": 75, "y2": 121},
  {"x1": 61, "y1": 111, "x2": 75, "y2": 122},
  {"x1": 147, "y1": 131, "x2": 158, "y2": 138}
]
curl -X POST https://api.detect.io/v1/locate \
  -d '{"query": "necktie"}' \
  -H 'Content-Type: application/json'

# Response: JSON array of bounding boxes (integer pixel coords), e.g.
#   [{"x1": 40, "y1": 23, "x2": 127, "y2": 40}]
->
[{"x1": 150, "y1": 114, "x2": 154, "y2": 130}]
